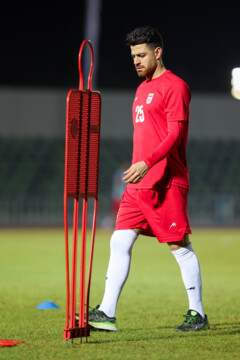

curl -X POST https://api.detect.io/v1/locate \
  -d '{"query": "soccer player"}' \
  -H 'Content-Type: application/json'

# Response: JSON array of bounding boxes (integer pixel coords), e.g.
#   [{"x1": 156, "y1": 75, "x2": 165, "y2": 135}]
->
[{"x1": 84, "y1": 26, "x2": 210, "y2": 332}]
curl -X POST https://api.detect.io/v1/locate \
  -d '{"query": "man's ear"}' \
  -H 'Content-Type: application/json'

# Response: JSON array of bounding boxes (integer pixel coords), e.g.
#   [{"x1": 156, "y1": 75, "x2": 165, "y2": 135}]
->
[{"x1": 155, "y1": 47, "x2": 162, "y2": 60}]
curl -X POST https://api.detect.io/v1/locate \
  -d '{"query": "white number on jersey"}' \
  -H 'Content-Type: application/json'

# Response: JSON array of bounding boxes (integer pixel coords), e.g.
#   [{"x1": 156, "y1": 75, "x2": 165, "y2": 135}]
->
[{"x1": 135, "y1": 105, "x2": 145, "y2": 123}]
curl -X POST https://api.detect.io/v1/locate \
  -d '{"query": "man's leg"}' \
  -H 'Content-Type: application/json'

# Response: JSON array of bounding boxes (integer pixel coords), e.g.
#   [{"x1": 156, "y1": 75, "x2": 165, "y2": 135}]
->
[
  {"x1": 168, "y1": 234, "x2": 204, "y2": 316},
  {"x1": 99, "y1": 229, "x2": 140, "y2": 316},
  {"x1": 88, "y1": 228, "x2": 141, "y2": 330},
  {"x1": 168, "y1": 234, "x2": 209, "y2": 331}
]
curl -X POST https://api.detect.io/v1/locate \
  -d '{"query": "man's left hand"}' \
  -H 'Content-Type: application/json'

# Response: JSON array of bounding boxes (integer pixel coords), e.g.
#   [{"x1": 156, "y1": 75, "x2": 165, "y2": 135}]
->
[{"x1": 122, "y1": 161, "x2": 149, "y2": 184}]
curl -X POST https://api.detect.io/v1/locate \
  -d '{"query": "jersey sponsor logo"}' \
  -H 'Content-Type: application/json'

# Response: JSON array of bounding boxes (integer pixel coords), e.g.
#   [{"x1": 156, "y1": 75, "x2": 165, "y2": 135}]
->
[
  {"x1": 169, "y1": 222, "x2": 177, "y2": 230},
  {"x1": 146, "y1": 93, "x2": 154, "y2": 104},
  {"x1": 135, "y1": 105, "x2": 145, "y2": 123}
]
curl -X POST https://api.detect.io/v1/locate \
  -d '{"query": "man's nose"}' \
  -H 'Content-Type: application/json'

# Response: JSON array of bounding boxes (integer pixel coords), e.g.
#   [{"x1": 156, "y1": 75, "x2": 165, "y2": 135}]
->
[{"x1": 134, "y1": 57, "x2": 140, "y2": 65}]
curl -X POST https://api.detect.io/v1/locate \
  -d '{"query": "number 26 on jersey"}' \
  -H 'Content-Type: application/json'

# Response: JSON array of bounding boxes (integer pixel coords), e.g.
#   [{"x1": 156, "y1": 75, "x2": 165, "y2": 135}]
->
[{"x1": 135, "y1": 105, "x2": 145, "y2": 123}]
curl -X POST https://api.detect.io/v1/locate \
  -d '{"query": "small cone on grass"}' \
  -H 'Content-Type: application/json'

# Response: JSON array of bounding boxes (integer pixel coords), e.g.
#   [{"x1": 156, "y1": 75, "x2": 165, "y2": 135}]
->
[{"x1": 36, "y1": 301, "x2": 60, "y2": 310}]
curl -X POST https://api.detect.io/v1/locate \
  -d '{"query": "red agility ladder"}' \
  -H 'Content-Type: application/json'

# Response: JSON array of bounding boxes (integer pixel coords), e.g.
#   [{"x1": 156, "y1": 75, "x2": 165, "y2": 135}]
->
[{"x1": 63, "y1": 40, "x2": 101, "y2": 342}]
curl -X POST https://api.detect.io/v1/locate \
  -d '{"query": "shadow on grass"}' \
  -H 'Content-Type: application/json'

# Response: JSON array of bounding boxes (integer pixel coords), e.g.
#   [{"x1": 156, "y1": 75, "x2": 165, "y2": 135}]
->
[
  {"x1": 213, "y1": 322, "x2": 240, "y2": 328},
  {"x1": 72, "y1": 322, "x2": 240, "y2": 345},
  {"x1": 62, "y1": 322, "x2": 240, "y2": 346},
  {"x1": 210, "y1": 322, "x2": 240, "y2": 333}
]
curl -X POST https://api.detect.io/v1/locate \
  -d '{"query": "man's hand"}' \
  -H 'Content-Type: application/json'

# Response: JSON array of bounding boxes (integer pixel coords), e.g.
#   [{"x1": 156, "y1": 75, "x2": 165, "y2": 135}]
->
[{"x1": 122, "y1": 161, "x2": 149, "y2": 184}]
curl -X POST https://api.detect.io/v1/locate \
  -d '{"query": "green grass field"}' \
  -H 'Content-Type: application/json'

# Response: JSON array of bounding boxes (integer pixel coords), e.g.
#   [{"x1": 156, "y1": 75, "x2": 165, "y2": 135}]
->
[{"x1": 0, "y1": 227, "x2": 239, "y2": 360}]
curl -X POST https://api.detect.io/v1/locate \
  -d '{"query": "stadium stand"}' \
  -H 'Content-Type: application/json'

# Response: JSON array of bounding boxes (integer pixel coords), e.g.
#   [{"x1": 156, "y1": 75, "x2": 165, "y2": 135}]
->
[{"x1": 0, "y1": 138, "x2": 239, "y2": 226}]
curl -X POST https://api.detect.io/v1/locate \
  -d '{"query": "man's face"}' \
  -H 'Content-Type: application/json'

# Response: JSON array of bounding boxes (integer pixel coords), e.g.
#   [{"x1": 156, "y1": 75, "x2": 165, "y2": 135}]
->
[{"x1": 130, "y1": 43, "x2": 161, "y2": 79}]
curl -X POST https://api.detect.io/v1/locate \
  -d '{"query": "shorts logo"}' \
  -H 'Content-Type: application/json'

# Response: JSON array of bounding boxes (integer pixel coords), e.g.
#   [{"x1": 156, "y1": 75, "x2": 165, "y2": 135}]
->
[
  {"x1": 146, "y1": 93, "x2": 154, "y2": 104},
  {"x1": 169, "y1": 222, "x2": 177, "y2": 230}
]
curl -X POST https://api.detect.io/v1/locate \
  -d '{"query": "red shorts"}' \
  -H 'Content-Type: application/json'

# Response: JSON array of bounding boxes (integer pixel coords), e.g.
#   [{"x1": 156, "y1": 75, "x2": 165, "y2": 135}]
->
[{"x1": 115, "y1": 185, "x2": 191, "y2": 243}]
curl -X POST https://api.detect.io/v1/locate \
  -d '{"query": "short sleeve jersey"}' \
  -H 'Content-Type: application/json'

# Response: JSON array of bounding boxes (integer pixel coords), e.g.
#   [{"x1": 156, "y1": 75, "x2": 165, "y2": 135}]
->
[{"x1": 128, "y1": 70, "x2": 191, "y2": 190}]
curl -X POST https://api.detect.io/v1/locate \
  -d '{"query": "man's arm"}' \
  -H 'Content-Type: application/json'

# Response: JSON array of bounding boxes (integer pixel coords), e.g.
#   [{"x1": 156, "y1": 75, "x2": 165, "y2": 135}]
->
[{"x1": 122, "y1": 121, "x2": 185, "y2": 184}]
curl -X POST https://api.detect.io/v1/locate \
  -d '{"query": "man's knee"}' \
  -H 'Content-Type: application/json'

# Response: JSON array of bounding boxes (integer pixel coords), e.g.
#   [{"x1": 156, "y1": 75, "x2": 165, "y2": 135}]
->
[
  {"x1": 110, "y1": 229, "x2": 138, "y2": 253},
  {"x1": 167, "y1": 234, "x2": 190, "y2": 251}
]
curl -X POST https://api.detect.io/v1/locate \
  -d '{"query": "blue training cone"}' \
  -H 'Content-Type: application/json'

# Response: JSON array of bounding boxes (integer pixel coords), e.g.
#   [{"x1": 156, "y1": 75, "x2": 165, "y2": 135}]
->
[{"x1": 36, "y1": 301, "x2": 60, "y2": 310}]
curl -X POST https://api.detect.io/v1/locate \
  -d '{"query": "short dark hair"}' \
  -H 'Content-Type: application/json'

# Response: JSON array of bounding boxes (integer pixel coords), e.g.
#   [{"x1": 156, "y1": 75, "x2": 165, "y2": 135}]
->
[{"x1": 125, "y1": 26, "x2": 163, "y2": 50}]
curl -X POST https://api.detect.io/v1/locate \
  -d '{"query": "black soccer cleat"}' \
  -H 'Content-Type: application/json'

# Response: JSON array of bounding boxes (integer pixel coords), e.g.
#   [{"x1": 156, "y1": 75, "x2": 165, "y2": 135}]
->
[
  {"x1": 75, "y1": 305, "x2": 118, "y2": 331},
  {"x1": 175, "y1": 309, "x2": 210, "y2": 332}
]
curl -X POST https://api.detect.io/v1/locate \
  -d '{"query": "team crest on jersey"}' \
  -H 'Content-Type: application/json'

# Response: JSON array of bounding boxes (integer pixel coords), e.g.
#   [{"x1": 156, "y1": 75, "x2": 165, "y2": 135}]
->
[{"x1": 146, "y1": 93, "x2": 154, "y2": 104}]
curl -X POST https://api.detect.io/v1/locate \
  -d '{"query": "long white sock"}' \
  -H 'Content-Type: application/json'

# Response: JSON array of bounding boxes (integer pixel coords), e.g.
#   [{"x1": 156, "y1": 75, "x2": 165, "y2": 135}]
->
[
  {"x1": 171, "y1": 242, "x2": 204, "y2": 318},
  {"x1": 99, "y1": 229, "x2": 138, "y2": 318}
]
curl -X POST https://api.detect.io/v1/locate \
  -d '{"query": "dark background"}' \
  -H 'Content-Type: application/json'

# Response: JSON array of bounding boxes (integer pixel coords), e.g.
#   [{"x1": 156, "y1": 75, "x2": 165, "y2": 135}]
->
[{"x1": 1, "y1": 0, "x2": 240, "y2": 91}]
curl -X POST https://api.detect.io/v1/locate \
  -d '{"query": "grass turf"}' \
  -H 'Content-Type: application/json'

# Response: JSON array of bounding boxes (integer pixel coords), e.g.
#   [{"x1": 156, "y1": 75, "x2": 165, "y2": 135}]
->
[{"x1": 0, "y1": 227, "x2": 239, "y2": 359}]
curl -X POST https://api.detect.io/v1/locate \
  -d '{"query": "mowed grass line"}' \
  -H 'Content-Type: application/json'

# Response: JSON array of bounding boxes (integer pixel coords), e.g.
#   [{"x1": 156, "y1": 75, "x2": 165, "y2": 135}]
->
[{"x1": 0, "y1": 227, "x2": 239, "y2": 360}]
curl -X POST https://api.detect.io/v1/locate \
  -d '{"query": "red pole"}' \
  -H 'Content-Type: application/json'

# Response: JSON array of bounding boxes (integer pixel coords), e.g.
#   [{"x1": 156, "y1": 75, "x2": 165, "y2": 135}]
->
[
  {"x1": 70, "y1": 198, "x2": 79, "y2": 328},
  {"x1": 86, "y1": 198, "x2": 98, "y2": 322},
  {"x1": 64, "y1": 94, "x2": 70, "y2": 331},
  {"x1": 64, "y1": 192, "x2": 69, "y2": 330},
  {"x1": 79, "y1": 198, "x2": 88, "y2": 327}
]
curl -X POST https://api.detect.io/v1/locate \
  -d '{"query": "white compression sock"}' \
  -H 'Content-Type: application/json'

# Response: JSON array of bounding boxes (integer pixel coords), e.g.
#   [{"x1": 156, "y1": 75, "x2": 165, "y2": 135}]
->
[
  {"x1": 171, "y1": 242, "x2": 204, "y2": 318},
  {"x1": 99, "y1": 229, "x2": 138, "y2": 318}
]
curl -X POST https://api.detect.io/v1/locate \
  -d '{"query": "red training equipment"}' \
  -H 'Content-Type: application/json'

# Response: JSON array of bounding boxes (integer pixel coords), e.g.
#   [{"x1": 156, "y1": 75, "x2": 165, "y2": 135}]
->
[
  {"x1": 63, "y1": 40, "x2": 101, "y2": 341},
  {"x1": 0, "y1": 340, "x2": 24, "y2": 347}
]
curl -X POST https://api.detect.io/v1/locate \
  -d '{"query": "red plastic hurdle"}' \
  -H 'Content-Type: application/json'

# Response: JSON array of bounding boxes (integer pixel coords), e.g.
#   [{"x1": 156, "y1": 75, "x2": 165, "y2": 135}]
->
[{"x1": 63, "y1": 40, "x2": 101, "y2": 342}]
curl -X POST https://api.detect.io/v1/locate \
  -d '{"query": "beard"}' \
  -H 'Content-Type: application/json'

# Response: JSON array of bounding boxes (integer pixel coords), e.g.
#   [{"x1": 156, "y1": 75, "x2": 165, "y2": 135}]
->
[
  {"x1": 136, "y1": 67, "x2": 147, "y2": 77},
  {"x1": 136, "y1": 65, "x2": 156, "y2": 79}
]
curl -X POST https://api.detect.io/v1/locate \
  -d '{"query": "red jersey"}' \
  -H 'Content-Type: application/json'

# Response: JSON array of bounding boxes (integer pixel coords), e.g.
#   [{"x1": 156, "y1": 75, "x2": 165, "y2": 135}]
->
[{"x1": 128, "y1": 70, "x2": 191, "y2": 190}]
